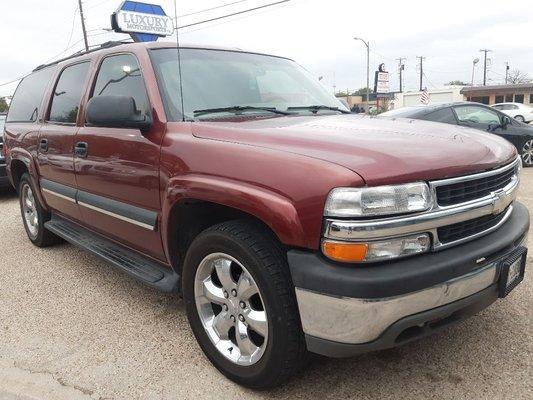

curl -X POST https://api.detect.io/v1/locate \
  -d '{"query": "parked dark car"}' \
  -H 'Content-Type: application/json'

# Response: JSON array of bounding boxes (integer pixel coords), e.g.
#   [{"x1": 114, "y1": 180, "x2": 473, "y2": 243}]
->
[
  {"x1": 381, "y1": 102, "x2": 533, "y2": 166},
  {"x1": 0, "y1": 114, "x2": 10, "y2": 188}
]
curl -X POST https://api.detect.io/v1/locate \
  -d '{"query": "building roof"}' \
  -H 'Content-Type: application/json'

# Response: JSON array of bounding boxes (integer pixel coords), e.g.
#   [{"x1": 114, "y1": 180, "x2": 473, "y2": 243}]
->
[{"x1": 461, "y1": 83, "x2": 533, "y2": 94}]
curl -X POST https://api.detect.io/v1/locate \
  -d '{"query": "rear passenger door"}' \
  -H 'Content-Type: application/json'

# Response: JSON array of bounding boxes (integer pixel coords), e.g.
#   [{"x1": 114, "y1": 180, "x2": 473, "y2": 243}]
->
[
  {"x1": 75, "y1": 53, "x2": 165, "y2": 261},
  {"x1": 38, "y1": 62, "x2": 91, "y2": 222}
]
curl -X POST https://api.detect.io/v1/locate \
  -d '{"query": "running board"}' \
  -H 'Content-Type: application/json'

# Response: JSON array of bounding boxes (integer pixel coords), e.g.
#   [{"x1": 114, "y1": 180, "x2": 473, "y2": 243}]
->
[{"x1": 45, "y1": 214, "x2": 179, "y2": 293}]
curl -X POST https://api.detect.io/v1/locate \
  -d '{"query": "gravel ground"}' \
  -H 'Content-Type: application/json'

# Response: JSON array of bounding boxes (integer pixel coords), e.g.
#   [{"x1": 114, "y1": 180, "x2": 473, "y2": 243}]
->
[{"x1": 0, "y1": 171, "x2": 532, "y2": 400}]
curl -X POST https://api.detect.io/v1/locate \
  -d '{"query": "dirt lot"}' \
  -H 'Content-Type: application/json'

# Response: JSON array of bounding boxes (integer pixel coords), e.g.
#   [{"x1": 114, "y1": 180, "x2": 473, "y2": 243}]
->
[{"x1": 0, "y1": 170, "x2": 532, "y2": 400}]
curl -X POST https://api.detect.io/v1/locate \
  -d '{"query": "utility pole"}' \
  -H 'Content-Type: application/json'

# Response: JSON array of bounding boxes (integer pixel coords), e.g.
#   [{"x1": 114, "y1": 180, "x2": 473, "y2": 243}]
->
[
  {"x1": 479, "y1": 49, "x2": 492, "y2": 86},
  {"x1": 417, "y1": 56, "x2": 425, "y2": 91},
  {"x1": 396, "y1": 57, "x2": 406, "y2": 92},
  {"x1": 78, "y1": 0, "x2": 89, "y2": 51},
  {"x1": 505, "y1": 62, "x2": 510, "y2": 85},
  {"x1": 354, "y1": 37, "x2": 370, "y2": 114}
]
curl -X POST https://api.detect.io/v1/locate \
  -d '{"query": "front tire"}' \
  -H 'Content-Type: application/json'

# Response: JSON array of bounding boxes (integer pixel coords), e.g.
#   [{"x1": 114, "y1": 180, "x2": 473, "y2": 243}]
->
[
  {"x1": 182, "y1": 220, "x2": 307, "y2": 389},
  {"x1": 522, "y1": 139, "x2": 533, "y2": 167},
  {"x1": 514, "y1": 115, "x2": 525, "y2": 123},
  {"x1": 18, "y1": 173, "x2": 60, "y2": 247}
]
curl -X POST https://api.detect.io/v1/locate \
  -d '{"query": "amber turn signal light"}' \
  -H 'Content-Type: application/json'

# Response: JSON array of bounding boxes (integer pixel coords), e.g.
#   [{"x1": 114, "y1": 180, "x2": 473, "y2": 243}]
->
[{"x1": 322, "y1": 241, "x2": 368, "y2": 263}]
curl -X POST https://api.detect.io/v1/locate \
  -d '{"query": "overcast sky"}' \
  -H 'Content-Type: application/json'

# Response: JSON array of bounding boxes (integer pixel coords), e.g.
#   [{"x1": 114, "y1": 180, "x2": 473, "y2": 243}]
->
[{"x1": 1, "y1": 0, "x2": 533, "y2": 97}]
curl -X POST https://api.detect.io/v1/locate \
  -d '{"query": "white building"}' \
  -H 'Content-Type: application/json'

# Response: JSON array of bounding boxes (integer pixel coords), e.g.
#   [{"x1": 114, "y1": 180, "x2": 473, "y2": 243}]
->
[{"x1": 393, "y1": 86, "x2": 465, "y2": 108}]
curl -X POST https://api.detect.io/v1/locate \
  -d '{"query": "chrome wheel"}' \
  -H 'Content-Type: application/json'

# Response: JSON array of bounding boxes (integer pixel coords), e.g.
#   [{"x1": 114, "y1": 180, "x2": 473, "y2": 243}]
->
[
  {"x1": 522, "y1": 140, "x2": 533, "y2": 166},
  {"x1": 22, "y1": 184, "x2": 39, "y2": 239},
  {"x1": 194, "y1": 253, "x2": 268, "y2": 366},
  {"x1": 515, "y1": 115, "x2": 525, "y2": 123}
]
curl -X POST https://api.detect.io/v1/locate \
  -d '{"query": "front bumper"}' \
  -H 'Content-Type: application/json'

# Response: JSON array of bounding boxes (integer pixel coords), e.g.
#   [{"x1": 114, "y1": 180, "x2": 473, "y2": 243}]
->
[
  {"x1": 0, "y1": 161, "x2": 9, "y2": 187},
  {"x1": 288, "y1": 201, "x2": 529, "y2": 357}
]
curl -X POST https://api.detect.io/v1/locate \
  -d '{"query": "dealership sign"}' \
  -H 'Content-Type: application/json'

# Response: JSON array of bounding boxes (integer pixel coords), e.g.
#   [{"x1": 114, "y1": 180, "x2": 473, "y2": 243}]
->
[
  {"x1": 111, "y1": 1, "x2": 174, "y2": 42},
  {"x1": 374, "y1": 63, "x2": 390, "y2": 95}
]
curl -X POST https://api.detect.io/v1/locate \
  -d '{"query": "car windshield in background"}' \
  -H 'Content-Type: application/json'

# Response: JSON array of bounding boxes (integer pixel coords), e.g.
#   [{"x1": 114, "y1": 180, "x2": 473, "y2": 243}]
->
[{"x1": 150, "y1": 48, "x2": 348, "y2": 120}]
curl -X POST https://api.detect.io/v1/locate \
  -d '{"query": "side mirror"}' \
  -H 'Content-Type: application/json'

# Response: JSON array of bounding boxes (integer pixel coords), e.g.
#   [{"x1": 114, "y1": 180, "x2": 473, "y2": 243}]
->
[
  {"x1": 501, "y1": 115, "x2": 511, "y2": 128},
  {"x1": 86, "y1": 95, "x2": 152, "y2": 133}
]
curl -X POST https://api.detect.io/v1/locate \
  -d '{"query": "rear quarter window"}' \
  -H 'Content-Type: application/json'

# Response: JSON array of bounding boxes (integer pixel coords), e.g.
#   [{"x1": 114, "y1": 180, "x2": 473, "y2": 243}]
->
[
  {"x1": 7, "y1": 67, "x2": 56, "y2": 123},
  {"x1": 423, "y1": 108, "x2": 457, "y2": 124}
]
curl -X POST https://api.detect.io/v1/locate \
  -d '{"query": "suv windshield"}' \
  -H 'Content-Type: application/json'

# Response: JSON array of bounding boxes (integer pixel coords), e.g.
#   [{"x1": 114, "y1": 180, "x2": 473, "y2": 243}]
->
[{"x1": 150, "y1": 48, "x2": 348, "y2": 120}]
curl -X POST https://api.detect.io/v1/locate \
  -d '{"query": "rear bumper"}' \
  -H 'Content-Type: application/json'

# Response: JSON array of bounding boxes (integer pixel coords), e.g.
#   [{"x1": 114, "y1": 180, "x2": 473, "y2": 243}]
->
[{"x1": 288, "y1": 201, "x2": 529, "y2": 357}]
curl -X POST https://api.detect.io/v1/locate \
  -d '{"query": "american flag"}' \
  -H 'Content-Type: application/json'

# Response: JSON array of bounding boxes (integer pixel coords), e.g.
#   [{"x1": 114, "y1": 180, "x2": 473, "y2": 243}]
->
[{"x1": 420, "y1": 87, "x2": 430, "y2": 104}]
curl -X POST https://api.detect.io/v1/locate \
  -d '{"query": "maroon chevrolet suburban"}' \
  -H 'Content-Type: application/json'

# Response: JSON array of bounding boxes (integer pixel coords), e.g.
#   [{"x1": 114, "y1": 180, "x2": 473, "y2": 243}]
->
[{"x1": 3, "y1": 41, "x2": 529, "y2": 388}]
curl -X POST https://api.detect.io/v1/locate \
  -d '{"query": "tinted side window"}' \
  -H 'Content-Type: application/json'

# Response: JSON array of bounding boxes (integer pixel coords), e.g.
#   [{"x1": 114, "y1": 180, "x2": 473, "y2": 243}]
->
[
  {"x1": 423, "y1": 108, "x2": 457, "y2": 124},
  {"x1": 92, "y1": 54, "x2": 150, "y2": 117},
  {"x1": 454, "y1": 106, "x2": 500, "y2": 124},
  {"x1": 49, "y1": 62, "x2": 90, "y2": 123},
  {"x1": 7, "y1": 67, "x2": 55, "y2": 122}
]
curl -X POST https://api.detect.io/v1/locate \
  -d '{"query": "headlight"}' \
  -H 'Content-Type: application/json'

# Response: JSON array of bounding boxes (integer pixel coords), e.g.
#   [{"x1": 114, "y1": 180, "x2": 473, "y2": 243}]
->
[{"x1": 325, "y1": 182, "x2": 432, "y2": 217}]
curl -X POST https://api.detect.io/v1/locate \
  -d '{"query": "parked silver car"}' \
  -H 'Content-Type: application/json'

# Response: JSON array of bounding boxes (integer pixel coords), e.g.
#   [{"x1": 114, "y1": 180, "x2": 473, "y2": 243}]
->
[{"x1": 492, "y1": 103, "x2": 533, "y2": 123}]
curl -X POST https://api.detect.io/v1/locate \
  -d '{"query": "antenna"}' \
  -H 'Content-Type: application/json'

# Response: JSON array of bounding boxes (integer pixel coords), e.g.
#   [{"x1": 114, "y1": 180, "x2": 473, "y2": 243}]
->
[{"x1": 174, "y1": 0, "x2": 186, "y2": 122}]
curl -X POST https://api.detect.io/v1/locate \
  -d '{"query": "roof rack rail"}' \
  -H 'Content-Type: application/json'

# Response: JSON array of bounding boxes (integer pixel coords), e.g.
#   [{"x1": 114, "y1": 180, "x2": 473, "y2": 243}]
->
[{"x1": 33, "y1": 40, "x2": 134, "y2": 72}]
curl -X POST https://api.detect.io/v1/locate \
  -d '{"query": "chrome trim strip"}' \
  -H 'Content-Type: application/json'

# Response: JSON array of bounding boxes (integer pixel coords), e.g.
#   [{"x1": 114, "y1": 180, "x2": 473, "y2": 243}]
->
[
  {"x1": 78, "y1": 201, "x2": 155, "y2": 231},
  {"x1": 295, "y1": 261, "x2": 498, "y2": 344},
  {"x1": 42, "y1": 188, "x2": 76, "y2": 203},
  {"x1": 430, "y1": 157, "x2": 519, "y2": 188},
  {"x1": 40, "y1": 179, "x2": 157, "y2": 231}
]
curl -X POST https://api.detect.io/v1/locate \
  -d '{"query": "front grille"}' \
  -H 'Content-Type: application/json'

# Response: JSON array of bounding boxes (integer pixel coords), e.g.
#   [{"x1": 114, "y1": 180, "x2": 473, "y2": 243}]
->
[
  {"x1": 437, "y1": 209, "x2": 508, "y2": 244},
  {"x1": 436, "y1": 165, "x2": 516, "y2": 207}
]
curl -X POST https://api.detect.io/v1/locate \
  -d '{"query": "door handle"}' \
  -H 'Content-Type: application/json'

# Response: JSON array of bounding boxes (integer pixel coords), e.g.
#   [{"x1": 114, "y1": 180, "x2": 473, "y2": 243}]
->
[
  {"x1": 75, "y1": 142, "x2": 88, "y2": 158},
  {"x1": 39, "y1": 139, "x2": 48, "y2": 152}
]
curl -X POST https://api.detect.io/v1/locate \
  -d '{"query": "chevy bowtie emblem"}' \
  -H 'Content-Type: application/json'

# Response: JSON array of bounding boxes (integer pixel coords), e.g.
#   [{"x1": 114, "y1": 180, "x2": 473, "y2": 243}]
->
[{"x1": 491, "y1": 189, "x2": 507, "y2": 215}]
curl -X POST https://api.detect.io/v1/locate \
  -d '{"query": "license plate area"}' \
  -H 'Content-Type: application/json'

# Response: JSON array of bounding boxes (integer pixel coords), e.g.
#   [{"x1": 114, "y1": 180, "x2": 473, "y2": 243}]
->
[{"x1": 498, "y1": 247, "x2": 527, "y2": 298}]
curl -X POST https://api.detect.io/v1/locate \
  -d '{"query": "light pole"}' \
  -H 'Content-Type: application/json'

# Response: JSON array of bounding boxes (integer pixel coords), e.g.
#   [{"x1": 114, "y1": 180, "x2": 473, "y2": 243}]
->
[
  {"x1": 471, "y1": 58, "x2": 479, "y2": 86},
  {"x1": 354, "y1": 37, "x2": 370, "y2": 114}
]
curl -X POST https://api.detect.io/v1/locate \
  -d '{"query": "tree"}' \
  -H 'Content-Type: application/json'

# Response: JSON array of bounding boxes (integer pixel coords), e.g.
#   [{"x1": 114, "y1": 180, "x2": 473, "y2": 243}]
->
[
  {"x1": 506, "y1": 69, "x2": 530, "y2": 85},
  {"x1": 352, "y1": 87, "x2": 374, "y2": 96},
  {"x1": 447, "y1": 80, "x2": 468, "y2": 86},
  {"x1": 0, "y1": 97, "x2": 8, "y2": 113}
]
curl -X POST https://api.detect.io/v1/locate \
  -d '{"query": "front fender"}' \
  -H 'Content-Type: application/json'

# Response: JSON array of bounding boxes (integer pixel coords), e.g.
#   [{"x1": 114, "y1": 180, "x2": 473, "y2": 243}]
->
[{"x1": 161, "y1": 174, "x2": 308, "y2": 252}]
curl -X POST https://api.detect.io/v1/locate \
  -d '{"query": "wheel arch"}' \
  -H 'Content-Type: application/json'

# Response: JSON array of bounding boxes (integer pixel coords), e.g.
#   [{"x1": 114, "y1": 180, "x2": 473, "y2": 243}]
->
[
  {"x1": 161, "y1": 175, "x2": 309, "y2": 272},
  {"x1": 9, "y1": 149, "x2": 48, "y2": 210}
]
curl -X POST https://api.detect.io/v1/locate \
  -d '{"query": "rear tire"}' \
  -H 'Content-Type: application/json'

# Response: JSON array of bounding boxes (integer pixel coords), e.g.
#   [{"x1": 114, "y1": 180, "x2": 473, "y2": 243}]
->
[
  {"x1": 18, "y1": 173, "x2": 61, "y2": 247},
  {"x1": 182, "y1": 220, "x2": 307, "y2": 389}
]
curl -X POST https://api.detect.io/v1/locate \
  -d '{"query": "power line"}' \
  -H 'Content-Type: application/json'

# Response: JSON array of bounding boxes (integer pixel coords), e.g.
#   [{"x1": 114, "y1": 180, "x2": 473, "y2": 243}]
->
[
  {"x1": 177, "y1": 0, "x2": 290, "y2": 29},
  {"x1": 180, "y1": 0, "x2": 296, "y2": 34},
  {"x1": 179, "y1": 0, "x2": 251, "y2": 18}
]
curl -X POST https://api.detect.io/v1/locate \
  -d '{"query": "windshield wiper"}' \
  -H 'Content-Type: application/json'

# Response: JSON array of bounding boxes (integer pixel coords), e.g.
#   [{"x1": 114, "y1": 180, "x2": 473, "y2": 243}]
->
[
  {"x1": 287, "y1": 105, "x2": 351, "y2": 114},
  {"x1": 193, "y1": 106, "x2": 292, "y2": 117}
]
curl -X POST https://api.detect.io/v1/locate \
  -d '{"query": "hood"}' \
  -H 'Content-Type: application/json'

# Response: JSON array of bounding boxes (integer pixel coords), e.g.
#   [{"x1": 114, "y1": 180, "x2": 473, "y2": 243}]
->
[{"x1": 191, "y1": 114, "x2": 516, "y2": 185}]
